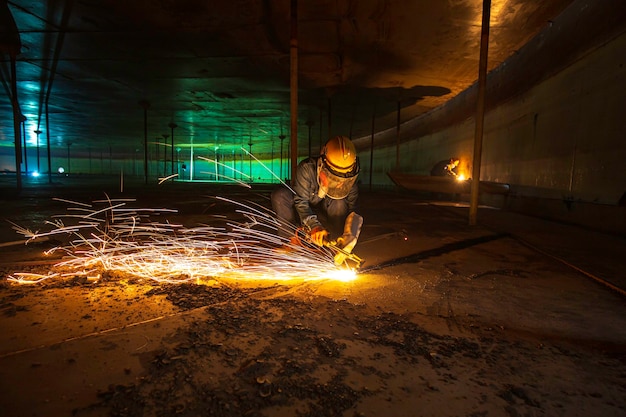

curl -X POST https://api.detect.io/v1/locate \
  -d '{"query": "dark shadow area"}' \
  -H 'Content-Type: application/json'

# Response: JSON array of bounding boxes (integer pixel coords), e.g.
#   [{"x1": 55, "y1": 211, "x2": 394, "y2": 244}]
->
[{"x1": 360, "y1": 232, "x2": 510, "y2": 273}]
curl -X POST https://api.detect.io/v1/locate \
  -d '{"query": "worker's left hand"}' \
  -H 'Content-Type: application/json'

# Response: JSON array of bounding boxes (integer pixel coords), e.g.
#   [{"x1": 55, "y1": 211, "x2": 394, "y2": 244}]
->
[
  {"x1": 333, "y1": 233, "x2": 357, "y2": 265},
  {"x1": 309, "y1": 226, "x2": 329, "y2": 247},
  {"x1": 332, "y1": 212, "x2": 363, "y2": 265}
]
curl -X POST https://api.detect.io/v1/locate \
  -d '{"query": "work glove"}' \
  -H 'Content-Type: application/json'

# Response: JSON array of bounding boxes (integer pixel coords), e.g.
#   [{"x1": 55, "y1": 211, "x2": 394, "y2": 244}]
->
[
  {"x1": 333, "y1": 233, "x2": 357, "y2": 265},
  {"x1": 309, "y1": 226, "x2": 329, "y2": 247},
  {"x1": 333, "y1": 212, "x2": 363, "y2": 265}
]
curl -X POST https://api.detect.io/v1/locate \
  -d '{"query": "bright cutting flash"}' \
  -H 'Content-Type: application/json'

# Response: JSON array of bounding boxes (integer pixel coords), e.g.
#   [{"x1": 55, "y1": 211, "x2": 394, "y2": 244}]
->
[
  {"x1": 325, "y1": 269, "x2": 357, "y2": 282},
  {"x1": 7, "y1": 196, "x2": 358, "y2": 285},
  {"x1": 456, "y1": 174, "x2": 466, "y2": 181}
]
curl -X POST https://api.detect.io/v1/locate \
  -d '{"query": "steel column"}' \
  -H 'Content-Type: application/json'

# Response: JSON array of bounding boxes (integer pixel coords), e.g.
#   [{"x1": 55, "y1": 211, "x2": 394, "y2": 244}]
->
[{"x1": 469, "y1": 0, "x2": 491, "y2": 226}]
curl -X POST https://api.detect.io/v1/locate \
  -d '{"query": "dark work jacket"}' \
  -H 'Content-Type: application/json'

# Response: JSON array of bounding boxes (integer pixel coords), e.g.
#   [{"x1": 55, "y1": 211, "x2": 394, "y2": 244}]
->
[
  {"x1": 292, "y1": 157, "x2": 359, "y2": 230},
  {"x1": 431, "y1": 159, "x2": 457, "y2": 176}
]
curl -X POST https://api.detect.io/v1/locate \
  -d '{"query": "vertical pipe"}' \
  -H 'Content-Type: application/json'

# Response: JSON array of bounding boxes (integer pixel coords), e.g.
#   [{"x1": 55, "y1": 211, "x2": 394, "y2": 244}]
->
[
  {"x1": 240, "y1": 150, "x2": 244, "y2": 181},
  {"x1": 279, "y1": 135, "x2": 285, "y2": 180},
  {"x1": 215, "y1": 148, "x2": 219, "y2": 181},
  {"x1": 45, "y1": 102, "x2": 52, "y2": 183},
  {"x1": 162, "y1": 141, "x2": 167, "y2": 176},
  {"x1": 169, "y1": 123, "x2": 177, "y2": 175},
  {"x1": 190, "y1": 137, "x2": 194, "y2": 181},
  {"x1": 395, "y1": 101, "x2": 401, "y2": 171},
  {"x1": 40, "y1": 0, "x2": 72, "y2": 178},
  {"x1": 6, "y1": 8, "x2": 22, "y2": 191},
  {"x1": 171, "y1": 129, "x2": 175, "y2": 175},
  {"x1": 139, "y1": 100, "x2": 150, "y2": 184},
  {"x1": 469, "y1": 0, "x2": 491, "y2": 226},
  {"x1": 35, "y1": 130, "x2": 41, "y2": 173},
  {"x1": 248, "y1": 141, "x2": 253, "y2": 180},
  {"x1": 369, "y1": 104, "x2": 376, "y2": 192},
  {"x1": 176, "y1": 149, "x2": 180, "y2": 177},
  {"x1": 21, "y1": 117, "x2": 28, "y2": 173},
  {"x1": 155, "y1": 138, "x2": 159, "y2": 177},
  {"x1": 566, "y1": 109, "x2": 577, "y2": 195},
  {"x1": 289, "y1": 0, "x2": 299, "y2": 181},
  {"x1": 161, "y1": 134, "x2": 169, "y2": 176},
  {"x1": 232, "y1": 149, "x2": 236, "y2": 180},
  {"x1": 11, "y1": 85, "x2": 22, "y2": 188},
  {"x1": 163, "y1": 144, "x2": 167, "y2": 176}
]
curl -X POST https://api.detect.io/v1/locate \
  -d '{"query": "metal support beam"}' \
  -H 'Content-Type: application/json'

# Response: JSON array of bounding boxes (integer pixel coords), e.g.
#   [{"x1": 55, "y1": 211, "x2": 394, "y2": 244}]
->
[
  {"x1": 35, "y1": 129, "x2": 41, "y2": 173},
  {"x1": 21, "y1": 115, "x2": 27, "y2": 173},
  {"x1": 168, "y1": 122, "x2": 177, "y2": 175},
  {"x1": 139, "y1": 100, "x2": 150, "y2": 184},
  {"x1": 395, "y1": 101, "x2": 401, "y2": 170},
  {"x1": 369, "y1": 103, "x2": 376, "y2": 192},
  {"x1": 289, "y1": 0, "x2": 298, "y2": 182},
  {"x1": 45, "y1": 103, "x2": 52, "y2": 183},
  {"x1": 10, "y1": 56, "x2": 22, "y2": 192},
  {"x1": 469, "y1": 0, "x2": 491, "y2": 226}
]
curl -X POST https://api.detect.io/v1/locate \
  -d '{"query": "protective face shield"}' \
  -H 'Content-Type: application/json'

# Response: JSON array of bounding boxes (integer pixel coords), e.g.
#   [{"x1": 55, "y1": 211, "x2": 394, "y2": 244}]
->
[{"x1": 317, "y1": 136, "x2": 360, "y2": 199}]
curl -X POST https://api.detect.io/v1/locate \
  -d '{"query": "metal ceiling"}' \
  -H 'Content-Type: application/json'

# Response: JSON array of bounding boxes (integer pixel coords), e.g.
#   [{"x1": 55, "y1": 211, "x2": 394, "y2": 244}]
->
[{"x1": 1, "y1": 0, "x2": 573, "y2": 162}]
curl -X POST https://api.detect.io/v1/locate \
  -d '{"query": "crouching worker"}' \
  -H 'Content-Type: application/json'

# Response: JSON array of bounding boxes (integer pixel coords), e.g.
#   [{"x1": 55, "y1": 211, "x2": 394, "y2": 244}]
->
[
  {"x1": 271, "y1": 136, "x2": 363, "y2": 265},
  {"x1": 430, "y1": 157, "x2": 460, "y2": 177}
]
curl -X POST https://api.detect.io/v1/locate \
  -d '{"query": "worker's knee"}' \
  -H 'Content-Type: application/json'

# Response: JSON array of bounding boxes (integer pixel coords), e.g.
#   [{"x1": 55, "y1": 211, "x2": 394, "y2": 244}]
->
[{"x1": 271, "y1": 186, "x2": 294, "y2": 213}]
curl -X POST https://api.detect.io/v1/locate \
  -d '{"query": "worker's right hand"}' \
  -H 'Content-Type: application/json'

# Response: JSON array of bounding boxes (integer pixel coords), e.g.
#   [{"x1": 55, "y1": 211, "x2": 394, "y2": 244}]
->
[{"x1": 309, "y1": 226, "x2": 329, "y2": 247}]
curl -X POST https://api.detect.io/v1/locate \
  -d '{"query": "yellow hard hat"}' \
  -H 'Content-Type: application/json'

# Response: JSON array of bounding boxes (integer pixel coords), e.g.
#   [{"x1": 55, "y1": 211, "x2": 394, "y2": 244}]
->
[
  {"x1": 321, "y1": 136, "x2": 359, "y2": 176},
  {"x1": 318, "y1": 136, "x2": 360, "y2": 199}
]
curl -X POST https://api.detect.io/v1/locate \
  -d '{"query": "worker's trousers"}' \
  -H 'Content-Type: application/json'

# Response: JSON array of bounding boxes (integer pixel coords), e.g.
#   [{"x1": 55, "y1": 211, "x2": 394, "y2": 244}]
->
[{"x1": 270, "y1": 185, "x2": 348, "y2": 240}]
